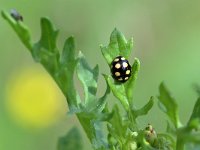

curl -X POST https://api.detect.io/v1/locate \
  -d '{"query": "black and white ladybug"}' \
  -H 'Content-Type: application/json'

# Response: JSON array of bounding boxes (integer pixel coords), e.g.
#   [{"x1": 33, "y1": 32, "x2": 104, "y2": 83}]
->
[{"x1": 111, "y1": 56, "x2": 132, "y2": 83}]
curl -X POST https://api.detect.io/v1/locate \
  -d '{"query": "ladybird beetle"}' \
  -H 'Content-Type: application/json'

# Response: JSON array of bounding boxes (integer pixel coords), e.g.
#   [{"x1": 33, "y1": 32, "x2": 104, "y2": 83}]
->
[{"x1": 111, "y1": 56, "x2": 132, "y2": 83}]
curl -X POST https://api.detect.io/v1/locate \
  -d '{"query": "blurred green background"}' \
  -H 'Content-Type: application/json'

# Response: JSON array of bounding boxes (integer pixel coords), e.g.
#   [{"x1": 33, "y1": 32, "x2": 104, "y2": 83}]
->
[{"x1": 1, "y1": 0, "x2": 200, "y2": 150}]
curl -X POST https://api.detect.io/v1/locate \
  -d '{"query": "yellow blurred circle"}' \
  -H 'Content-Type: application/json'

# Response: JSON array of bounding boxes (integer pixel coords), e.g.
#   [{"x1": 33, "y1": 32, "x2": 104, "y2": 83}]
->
[{"x1": 5, "y1": 67, "x2": 66, "y2": 129}]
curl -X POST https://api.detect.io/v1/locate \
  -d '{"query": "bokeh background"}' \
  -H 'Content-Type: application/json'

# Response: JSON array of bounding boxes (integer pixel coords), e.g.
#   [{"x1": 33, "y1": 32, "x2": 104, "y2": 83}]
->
[{"x1": 1, "y1": 0, "x2": 200, "y2": 149}]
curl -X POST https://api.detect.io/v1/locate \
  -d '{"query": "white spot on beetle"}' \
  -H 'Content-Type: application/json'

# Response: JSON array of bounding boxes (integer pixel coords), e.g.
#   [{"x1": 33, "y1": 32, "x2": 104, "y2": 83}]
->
[
  {"x1": 118, "y1": 78, "x2": 123, "y2": 81},
  {"x1": 122, "y1": 62, "x2": 128, "y2": 68},
  {"x1": 126, "y1": 70, "x2": 130, "y2": 75},
  {"x1": 115, "y1": 72, "x2": 120, "y2": 76},
  {"x1": 115, "y1": 63, "x2": 121, "y2": 69},
  {"x1": 121, "y1": 57, "x2": 125, "y2": 60},
  {"x1": 114, "y1": 58, "x2": 119, "y2": 62}
]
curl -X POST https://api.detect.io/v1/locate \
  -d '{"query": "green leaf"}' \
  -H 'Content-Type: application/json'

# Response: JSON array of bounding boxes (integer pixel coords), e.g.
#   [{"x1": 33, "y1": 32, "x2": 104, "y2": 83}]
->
[
  {"x1": 100, "y1": 28, "x2": 133, "y2": 65},
  {"x1": 107, "y1": 105, "x2": 129, "y2": 145},
  {"x1": 188, "y1": 98, "x2": 200, "y2": 130},
  {"x1": 37, "y1": 17, "x2": 59, "y2": 53},
  {"x1": 77, "y1": 112, "x2": 108, "y2": 149},
  {"x1": 189, "y1": 98, "x2": 200, "y2": 122},
  {"x1": 1, "y1": 10, "x2": 32, "y2": 51},
  {"x1": 77, "y1": 52, "x2": 99, "y2": 104},
  {"x1": 156, "y1": 133, "x2": 175, "y2": 150},
  {"x1": 166, "y1": 121, "x2": 176, "y2": 135},
  {"x1": 2, "y1": 9, "x2": 110, "y2": 149},
  {"x1": 60, "y1": 36, "x2": 76, "y2": 65},
  {"x1": 86, "y1": 80, "x2": 110, "y2": 112},
  {"x1": 56, "y1": 37, "x2": 80, "y2": 107},
  {"x1": 103, "y1": 58, "x2": 140, "y2": 111},
  {"x1": 57, "y1": 127, "x2": 82, "y2": 150},
  {"x1": 187, "y1": 119, "x2": 200, "y2": 132},
  {"x1": 77, "y1": 113, "x2": 95, "y2": 143},
  {"x1": 96, "y1": 81, "x2": 110, "y2": 112},
  {"x1": 101, "y1": 29, "x2": 140, "y2": 111},
  {"x1": 2, "y1": 10, "x2": 60, "y2": 75},
  {"x1": 158, "y1": 82, "x2": 182, "y2": 129},
  {"x1": 133, "y1": 96, "x2": 154, "y2": 118},
  {"x1": 33, "y1": 17, "x2": 59, "y2": 60},
  {"x1": 125, "y1": 58, "x2": 140, "y2": 104},
  {"x1": 104, "y1": 74, "x2": 129, "y2": 111},
  {"x1": 31, "y1": 18, "x2": 60, "y2": 77}
]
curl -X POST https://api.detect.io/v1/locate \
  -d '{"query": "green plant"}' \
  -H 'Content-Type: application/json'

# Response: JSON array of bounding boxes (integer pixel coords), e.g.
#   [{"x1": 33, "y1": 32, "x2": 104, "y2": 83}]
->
[{"x1": 2, "y1": 10, "x2": 200, "y2": 150}]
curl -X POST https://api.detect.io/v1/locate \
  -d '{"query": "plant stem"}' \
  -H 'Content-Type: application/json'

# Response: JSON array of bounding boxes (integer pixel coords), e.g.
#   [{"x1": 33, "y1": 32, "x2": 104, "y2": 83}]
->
[{"x1": 176, "y1": 137, "x2": 184, "y2": 150}]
